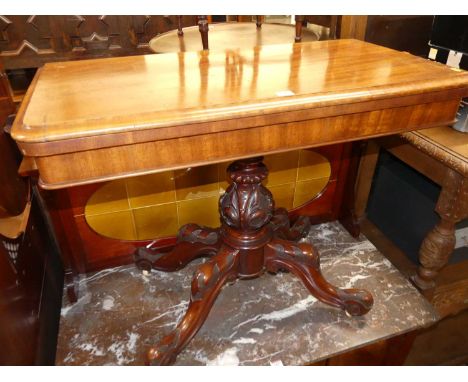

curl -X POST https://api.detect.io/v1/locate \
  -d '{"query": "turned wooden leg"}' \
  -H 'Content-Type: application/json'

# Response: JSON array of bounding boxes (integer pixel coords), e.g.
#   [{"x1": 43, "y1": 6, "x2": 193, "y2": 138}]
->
[
  {"x1": 147, "y1": 246, "x2": 240, "y2": 365},
  {"x1": 265, "y1": 238, "x2": 373, "y2": 316},
  {"x1": 295, "y1": 16, "x2": 305, "y2": 42},
  {"x1": 177, "y1": 16, "x2": 184, "y2": 36},
  {"x1": 412, "y1": 169, "x2": 468, "y2": 291},
  {"x1": 329, "y1": 16, "x2": 339, "y2": 39},
  {"x1": 134, "y1": 224, "x2": 220, "y2": 272},
  {"x1": 270, "y1": 207, "x2": 311, "y2": 241},
  {"x1": 256, "y1": 16, "x2": 264, "y2": 28},
  {"x1": 65, "y1": 269, "x2": 79, "y2": 303},
  {"x1": 197, "y1": 16, "x2": 209, "y2": 50}
]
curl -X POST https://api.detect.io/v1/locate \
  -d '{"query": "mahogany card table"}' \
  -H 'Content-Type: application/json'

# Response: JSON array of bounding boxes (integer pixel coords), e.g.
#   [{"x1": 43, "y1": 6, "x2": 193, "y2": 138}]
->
[{"x1": 11, "y1": 39, "x2": 468, "y2": 365}]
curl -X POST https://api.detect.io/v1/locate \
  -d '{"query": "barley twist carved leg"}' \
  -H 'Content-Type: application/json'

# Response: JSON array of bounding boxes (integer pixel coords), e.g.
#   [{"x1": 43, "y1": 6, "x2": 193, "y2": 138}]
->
[
  {"x1": 265, "y1": 238, "x2": 374, "y2": 316},
  {"x1": 412, "y1": 169, "x2": 468, "y2": 291},
  {"x1": 147, "y1": 246, "x2": 239, "y2": 365},
  {"x1": 134, "y1": 224, "x2": 220, "y2": 272}
]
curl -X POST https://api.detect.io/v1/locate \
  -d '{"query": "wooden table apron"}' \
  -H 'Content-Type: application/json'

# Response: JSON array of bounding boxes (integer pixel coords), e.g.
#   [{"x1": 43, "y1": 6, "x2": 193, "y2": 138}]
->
[{"x1": 10, "y1": 39, "x2": 468, "y2": 365}]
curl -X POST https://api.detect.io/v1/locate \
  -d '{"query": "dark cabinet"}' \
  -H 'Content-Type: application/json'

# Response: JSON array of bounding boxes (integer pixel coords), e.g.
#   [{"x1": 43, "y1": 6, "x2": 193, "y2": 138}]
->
[{"x1": 0, "y1": 62, "x2": 63, "y2": 365}]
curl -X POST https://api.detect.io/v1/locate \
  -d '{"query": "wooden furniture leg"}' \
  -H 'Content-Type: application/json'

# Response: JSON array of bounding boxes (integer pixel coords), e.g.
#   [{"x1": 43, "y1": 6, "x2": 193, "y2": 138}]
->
[
  {"x1": 270, "y1": 207, "x2": 311, "y2": 241},
  {"x1": 339, "y1": 141, "x2": 367, "y2": 238},
  {"x1": 147, "y1": 246, "x2": 240, "y2": 365},
  {"x1": 177, "y1": 16, "x2": 184, "y2": 36},
  {"x1": 41, "y1": 188, "x2": 87, "y2": 303},
  {"x1": 256, "y1": 16, "x2": 264, "y2": 28},
  {"x1": 354, "y1": 140, "x2": 381, "y2": 223},
  {"x1": 264, "y1": 238, "x2": 373, "y2": 316},
  {"x1": 197, "y1": 16, "x2": 209, "y2": 50},
  {"x1": 295, "y1": 16, "x2": 305, "y2": 42},
  {"x1": 138, "y1": 157, "x2": 373, "y2": 365},
  {"x1": 135, "y1": 224, "x2": 220, "y2": 272},
  {"x1": 412, "y1": 168, "x2": 468, "y2": 292},
  {"x1": 329, "y1": 16, "x2": 339, "y2": 39}
]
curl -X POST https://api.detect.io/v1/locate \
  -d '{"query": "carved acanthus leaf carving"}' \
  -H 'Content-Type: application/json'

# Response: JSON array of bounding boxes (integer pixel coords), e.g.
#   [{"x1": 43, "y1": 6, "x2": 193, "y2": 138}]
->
[
  {"x1": 178, "y1": 223, "x2": 218, "y2": 245},
  {"x1": 219, "y1": 158, "x2": 274, "y2": 230}
]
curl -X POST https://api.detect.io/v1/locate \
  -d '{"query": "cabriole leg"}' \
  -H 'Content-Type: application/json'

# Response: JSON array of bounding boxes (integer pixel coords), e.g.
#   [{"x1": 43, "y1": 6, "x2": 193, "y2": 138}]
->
[
  {"x1": 147, "y1": 246, "x2": 239, "y2": 365},
  {"x1": 265, "y1": 238, "x2": 373, "y2": 316},
  {"x1": 270, "y1": 207, "x2": 311, "y2": 241},
  {"x1": 134, "y1": 224, "x2": 220, "y2": 272}
]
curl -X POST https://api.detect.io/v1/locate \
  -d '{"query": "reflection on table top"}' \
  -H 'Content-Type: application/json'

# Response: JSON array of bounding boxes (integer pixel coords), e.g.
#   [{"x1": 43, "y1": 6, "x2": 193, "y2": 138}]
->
[{"x1": 149, "y1": 22, "x2": 320, "y2": 54}]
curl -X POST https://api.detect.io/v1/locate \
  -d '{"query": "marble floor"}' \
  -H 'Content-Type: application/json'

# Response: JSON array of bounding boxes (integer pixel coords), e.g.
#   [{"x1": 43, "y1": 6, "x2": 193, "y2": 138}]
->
[{"x1": 56, "y1": 222, "x2": 438, "y2": 365}]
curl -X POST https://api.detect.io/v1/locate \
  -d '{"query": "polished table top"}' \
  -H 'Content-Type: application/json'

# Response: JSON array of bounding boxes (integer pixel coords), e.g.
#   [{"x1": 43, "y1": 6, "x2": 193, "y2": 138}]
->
[
  {"x1": 11, "y1": 39, "x2": 468, "y2": 189},
  {"x1": 149, "y1": 22, "x2": 320, "y2": 53},
  {"x1": 14, "y1": 39, "x2": 468, "y2": 145}
]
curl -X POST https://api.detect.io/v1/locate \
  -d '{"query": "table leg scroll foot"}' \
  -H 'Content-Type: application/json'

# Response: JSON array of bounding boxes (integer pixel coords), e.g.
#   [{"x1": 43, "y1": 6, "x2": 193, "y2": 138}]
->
[
  {"x1": 134, "y1": 224, "x2": 220, "y2": 272},
  {"x1": 265, "y1": 238, "x2": 373, "y2": 316},
  {"x1": 147, "y1": 246, "x2": 240, "y2": 365}
]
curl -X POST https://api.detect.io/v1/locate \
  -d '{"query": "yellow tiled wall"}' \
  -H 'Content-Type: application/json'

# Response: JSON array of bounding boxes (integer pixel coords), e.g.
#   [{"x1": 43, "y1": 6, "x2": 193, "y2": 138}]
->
[{"x1": 85, "y1": 150, "x2": 331, "y2": 240}]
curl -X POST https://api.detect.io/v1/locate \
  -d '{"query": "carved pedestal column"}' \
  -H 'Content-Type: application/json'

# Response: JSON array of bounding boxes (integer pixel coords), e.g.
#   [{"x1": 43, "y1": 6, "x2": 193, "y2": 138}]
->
[
  {"x1": 412, "y1": 168, "x2": 468, "y2": 291},
  {"x1": 135, "y1": 157, "x2": 373, "y2": 365}
]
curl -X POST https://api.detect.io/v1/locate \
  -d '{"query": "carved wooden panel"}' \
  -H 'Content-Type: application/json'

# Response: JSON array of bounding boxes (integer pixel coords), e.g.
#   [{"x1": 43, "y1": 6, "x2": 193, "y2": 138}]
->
[{"x1": 0, "y1": 15, "x2": 198, "y2": 70}]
